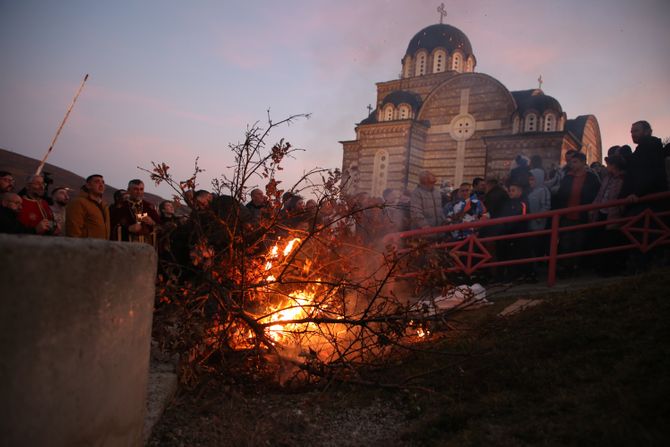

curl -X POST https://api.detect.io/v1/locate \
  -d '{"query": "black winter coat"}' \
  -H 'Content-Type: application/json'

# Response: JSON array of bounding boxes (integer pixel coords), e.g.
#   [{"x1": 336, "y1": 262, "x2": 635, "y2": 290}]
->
[
  {"x1": 620, "y1": 136, "x2": 667, "y2": 198},
  {"x1": 555, "y1": 171, "x2": 601, "y2": 222}
]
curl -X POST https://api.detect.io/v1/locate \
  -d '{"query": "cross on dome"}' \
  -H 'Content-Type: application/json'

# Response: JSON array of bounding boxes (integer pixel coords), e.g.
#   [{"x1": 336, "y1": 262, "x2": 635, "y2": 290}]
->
[{"x1": 437, "y1": 3, "x2": 447, "y2": 24}]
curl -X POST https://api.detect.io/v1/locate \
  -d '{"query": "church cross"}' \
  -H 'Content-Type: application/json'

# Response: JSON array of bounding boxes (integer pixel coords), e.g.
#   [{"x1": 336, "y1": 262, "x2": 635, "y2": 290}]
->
[
  {"x1": 367, "y1": 104, "x2": 373, "y2": 115},
  {"x1": 538, "y1": 75, "x2": 543, "y2": 89},
  {"x1": 437, "y1": 3, "x2": 447, "y2": 24}
]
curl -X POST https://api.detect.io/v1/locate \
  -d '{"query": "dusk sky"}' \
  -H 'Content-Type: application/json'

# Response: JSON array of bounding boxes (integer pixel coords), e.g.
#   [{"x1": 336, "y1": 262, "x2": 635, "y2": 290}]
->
[{"x1": 1, "y1": 0, "x2": 669, "y2": 198}]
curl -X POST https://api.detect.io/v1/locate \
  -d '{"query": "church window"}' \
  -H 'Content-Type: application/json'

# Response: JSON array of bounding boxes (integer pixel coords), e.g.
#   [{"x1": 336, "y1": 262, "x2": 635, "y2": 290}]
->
[
  {"x1": 432, "y1": 49, "x2": 446, "y2": 73},
  {"x1": 402, "y1": 56, "x2": 412, "y2": 78},
  {"x1": 544, "y1": 113, "x2": 556, "y2": 132},
  {"x1": 383, "y1": 104, "x2": 394, "y2": 121},
  {"x1": 415, "y1": 52, "x2": 427, "y2": 76},
  {"x1": 452, "y1": 53, "x2": 462, "y2": 73},
  {"x1": 372, "y1": 150, "x2": 390, "y2": 197},
  {"x1": 525, "y1": 113, "x2": 537, "y2": 132},
  {"x1": 398, "y1": 104, "x2": 411, "y2": 120}
]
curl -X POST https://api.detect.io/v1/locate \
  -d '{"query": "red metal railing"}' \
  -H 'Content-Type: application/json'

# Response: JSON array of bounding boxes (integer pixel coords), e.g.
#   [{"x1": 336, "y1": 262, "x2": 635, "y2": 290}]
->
[{"x1": 384, "y1": 191, "x2": 670, "y2": 286}]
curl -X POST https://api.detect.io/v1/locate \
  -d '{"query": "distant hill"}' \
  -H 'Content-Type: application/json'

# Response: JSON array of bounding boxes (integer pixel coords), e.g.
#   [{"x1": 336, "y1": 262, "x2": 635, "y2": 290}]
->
[{"x1": 0, "y1": 148, "x2": 164, "y2": 205}]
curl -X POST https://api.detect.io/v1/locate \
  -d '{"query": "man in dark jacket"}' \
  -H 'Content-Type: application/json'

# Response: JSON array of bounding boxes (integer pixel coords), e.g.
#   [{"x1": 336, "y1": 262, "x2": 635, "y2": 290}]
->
[
  {"x1": 620, "y1": 120, "x2": 667, "y2": 206},
  {"x1": 245, "y1": 188, "x2": 268, "y2": 224},
  {"x1": 555, "y1": 152, "x2": 600, "y2": 275},
  {"x1": 110, "y1": 179, "x2": 160, "y2": 243},
  {"x1": 620, "y1": 121, "x2": 669, "y2": 273},
  {"x1": 555, "y1": 152, "x2": 601, "y2": 220}
]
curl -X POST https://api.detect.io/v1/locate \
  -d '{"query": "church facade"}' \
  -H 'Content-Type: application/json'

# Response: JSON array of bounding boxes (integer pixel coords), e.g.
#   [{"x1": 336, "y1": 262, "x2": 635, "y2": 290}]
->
[{"x1": 340, "y1": 22, "x2": 602, "y2": 196}]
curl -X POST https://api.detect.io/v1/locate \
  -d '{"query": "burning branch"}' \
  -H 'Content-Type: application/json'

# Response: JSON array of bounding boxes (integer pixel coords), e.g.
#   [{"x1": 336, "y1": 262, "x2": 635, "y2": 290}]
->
[{"x1": 149, "y1": 113, "x2": 475, "y2": 387}]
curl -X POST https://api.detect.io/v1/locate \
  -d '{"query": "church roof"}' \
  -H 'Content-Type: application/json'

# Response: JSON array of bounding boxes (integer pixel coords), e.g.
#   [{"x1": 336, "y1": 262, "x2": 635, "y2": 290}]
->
[
  {"x1": 359, "y1": 109, "x2": 378, "y2": 125},
  {"x1": 511, "y1": 89, "x2": 563, "y2": 115},
  {"x1": 565, "y1": 115, "x2": 590, "y2": 141},
  {"x1": 380, "y1": 90, "x2": 423, "y2": 110},
  {"x1": 405, "y1": 23, "x2": 473, "y2": 57}
]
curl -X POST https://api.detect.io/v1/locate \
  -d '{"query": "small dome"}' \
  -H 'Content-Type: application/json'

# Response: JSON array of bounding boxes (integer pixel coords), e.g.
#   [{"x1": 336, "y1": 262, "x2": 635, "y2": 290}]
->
[
  {"x1": 405, "y1": 24, "x2": 474, "y2": 57},
  {"x1": 512, "y1": 89, "x2": 563, "y2": 115},
  {"x1": 380, "y1": 91, "x2": 423, "y2": 111}
]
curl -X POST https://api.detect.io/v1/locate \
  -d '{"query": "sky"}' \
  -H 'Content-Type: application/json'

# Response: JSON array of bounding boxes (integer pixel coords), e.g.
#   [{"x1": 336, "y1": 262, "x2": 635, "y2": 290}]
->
[{"x1": 1, "y1": 0, "x2": 669, "y2": 198}]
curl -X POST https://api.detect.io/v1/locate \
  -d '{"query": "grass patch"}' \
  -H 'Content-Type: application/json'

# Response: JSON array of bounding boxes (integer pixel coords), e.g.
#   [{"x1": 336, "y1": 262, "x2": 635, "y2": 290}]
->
[{"x1": 396, "y1": 269, "x2": 670, "y2": 446}]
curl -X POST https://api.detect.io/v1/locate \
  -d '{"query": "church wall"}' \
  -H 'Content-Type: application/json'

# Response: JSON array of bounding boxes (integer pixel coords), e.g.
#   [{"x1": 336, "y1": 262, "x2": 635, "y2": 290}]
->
[
  {"x1": 354, "y1": 122, "x2": 414, "y2": 195},
  {"x1": 418, "y1": 73, "x2": 516, "y2": 185},
  {"x1": 406, "y1": 124, "x2": 428, "y2": 188},
  {"x1": 484, "y1": 133, "x2": 567, "y2": 180}
]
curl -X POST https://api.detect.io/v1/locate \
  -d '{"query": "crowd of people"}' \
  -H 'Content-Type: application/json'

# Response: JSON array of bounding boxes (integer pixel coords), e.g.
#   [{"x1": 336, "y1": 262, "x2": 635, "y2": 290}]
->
[{"x1": 1, "y1": 120, "x2": 668, "y2": 282}]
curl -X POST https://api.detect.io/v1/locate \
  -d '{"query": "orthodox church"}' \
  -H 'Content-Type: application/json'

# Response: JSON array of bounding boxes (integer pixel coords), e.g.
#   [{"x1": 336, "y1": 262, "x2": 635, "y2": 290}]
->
[{"x1": 340, "y1": 18, "x2": 602, "y2": 196}]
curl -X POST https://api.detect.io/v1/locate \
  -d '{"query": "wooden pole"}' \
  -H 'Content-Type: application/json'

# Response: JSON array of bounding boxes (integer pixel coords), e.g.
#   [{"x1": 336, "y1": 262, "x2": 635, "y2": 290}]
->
[{"x1": 36, "y1": 74, "x2": 89, "y2": 175}]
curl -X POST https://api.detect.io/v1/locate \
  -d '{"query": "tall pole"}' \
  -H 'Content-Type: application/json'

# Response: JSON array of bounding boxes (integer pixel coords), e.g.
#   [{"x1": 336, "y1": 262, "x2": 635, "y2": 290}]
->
[{"x1": 35, "y1": 74, "x2": 89, "y2": 175}]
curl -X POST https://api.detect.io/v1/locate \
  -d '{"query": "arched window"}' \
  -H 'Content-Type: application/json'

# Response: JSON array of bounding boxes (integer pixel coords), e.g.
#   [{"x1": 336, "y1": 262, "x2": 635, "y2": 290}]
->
[
  {"x1": 452, "y1": 53, "x2": 462, "y2": 73},
  {"x1": 372, "y1": 150, "x2": 389, "y2": 197},
  {"x1": 544, "y1": 113, "x2": 556, "y2": 132},
  {"x1": 525, "y1": 113, "x2": 537, "y2": 132},
  {"x1": 415, "y1": 52, "x2": 427, "y2": 76},
  {"x1": 432, "y1": 49, "x2": 446, "y2": 73},
  {"x1": 383, "y1": 104, "x2": 394, "y2": 121},
  {"x1": 402, "y1": 55, "x2": 412, "y2": 78},
  {"x1": 466, "y1": 56, "x2": 475, "y2": 73},
  {"x1": 398, "y1": 104, "x2": 411, "y2": 120}
]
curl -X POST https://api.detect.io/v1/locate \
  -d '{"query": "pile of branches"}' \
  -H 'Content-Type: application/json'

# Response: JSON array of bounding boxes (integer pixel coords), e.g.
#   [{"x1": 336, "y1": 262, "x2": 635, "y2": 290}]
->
[{"x1": 149, "y1": 114, "x2": 465, "y2": 387}]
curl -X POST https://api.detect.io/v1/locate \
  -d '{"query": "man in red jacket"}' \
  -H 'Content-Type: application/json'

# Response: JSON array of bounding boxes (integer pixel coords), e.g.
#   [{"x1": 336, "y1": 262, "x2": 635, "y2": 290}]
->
[{"x1": 18, "y1": 174, "x2": 58, "y2": 235}]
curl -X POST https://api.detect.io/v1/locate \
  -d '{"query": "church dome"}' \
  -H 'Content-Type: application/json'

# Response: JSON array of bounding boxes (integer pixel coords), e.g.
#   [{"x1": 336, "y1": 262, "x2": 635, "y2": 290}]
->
[
  {"x1": 405, "y1": 24, "x2": 474, "y2": 58},
  {"x1": 511, "y1": 89, "x2": 564, "y2": 133},
  {"x1": 381, "y1": 91, "x2": 423, "y2": 110},
  {"x1": 512, "y1": 89, "x2": 563, "y2": 115}
]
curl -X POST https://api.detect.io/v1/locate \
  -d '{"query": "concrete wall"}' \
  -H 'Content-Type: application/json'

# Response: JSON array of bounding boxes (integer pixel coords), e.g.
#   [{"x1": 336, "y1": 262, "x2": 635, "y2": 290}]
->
[{"x1": 0, "y1": 235, "x2": 157, "y2": 447}]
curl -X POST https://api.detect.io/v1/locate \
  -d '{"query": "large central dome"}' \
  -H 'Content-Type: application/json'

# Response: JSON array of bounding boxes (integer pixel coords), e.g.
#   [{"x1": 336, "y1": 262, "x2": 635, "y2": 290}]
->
[{"x1": 405, "y1": 23, "x2": 473, "y2": 57}]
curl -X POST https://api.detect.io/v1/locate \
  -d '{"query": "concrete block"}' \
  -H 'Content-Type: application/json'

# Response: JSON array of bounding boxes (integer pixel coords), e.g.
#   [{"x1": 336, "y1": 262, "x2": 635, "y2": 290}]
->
[{"x1": 0, "y1": 234, "x2": 157, "y2": 447}]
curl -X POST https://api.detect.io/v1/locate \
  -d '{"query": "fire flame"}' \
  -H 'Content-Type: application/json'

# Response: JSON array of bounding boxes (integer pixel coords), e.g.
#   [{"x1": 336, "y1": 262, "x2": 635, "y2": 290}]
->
[{"x1": 253, "y1": 237, "x2": 322, "y2": 344}]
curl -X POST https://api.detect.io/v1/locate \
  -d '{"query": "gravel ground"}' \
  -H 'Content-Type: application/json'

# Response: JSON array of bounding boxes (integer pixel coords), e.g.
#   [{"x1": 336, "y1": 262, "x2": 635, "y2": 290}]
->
[{"x1": 147, "y1": 380, "x2": 416, "y2": 447}]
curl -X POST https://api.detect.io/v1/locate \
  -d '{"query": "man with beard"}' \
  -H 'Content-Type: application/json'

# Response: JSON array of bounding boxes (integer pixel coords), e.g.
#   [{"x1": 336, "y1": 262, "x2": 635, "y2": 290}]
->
[
  {"x1": 0, "y1": 171, "x2": 15, "y2": 193},
  {"x1": 50, "y1": 187, "x2": 70, "y2": 232},
  {"x1": 18, "y1": 174, "x2": 58, "y2": 235},
  {"x1": 110, "y1": 179, "x2": 160, "y2": 243}
]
